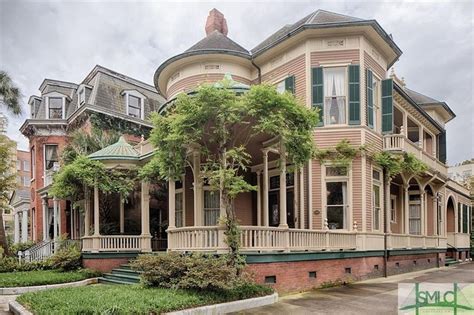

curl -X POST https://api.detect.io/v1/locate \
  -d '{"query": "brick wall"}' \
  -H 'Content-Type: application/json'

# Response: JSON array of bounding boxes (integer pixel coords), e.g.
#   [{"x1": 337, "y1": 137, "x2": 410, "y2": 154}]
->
[{"x1": 83, "y1": 257, "x2": 129, "y2": 272}]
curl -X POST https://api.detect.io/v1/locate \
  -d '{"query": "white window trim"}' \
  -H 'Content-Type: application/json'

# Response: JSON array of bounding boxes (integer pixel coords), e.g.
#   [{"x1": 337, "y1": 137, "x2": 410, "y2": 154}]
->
[
  {"x1": 371, "y1": 73, "x2": 382, "y2": 133},
  {"x1": 122, "y1": 90, "x2": 146, "y2": 120},
  {"x1": 322, "y1": 163, "x2": 352, "y2": 231},
  {"x1": 372, "y1": 166, "x2": 383, "y2": 232},
  {"x1": 322, "y1": 66, "x2": 349, "y2": 127},
  {"x1": 44, "y1": 92, "x2": 67, "y2": 119},
  {"x1": 390, "y1": 194, "x2": 397, "y2": 223},
  {"x1": 77, "y1": 84, "x2": 91, "y2": 107}
]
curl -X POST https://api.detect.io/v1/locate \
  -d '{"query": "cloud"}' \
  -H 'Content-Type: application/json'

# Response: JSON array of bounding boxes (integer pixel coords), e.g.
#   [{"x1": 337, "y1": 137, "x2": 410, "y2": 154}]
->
[{"x1": 0, "y1": 0, "x2": 472, "y2": 163}]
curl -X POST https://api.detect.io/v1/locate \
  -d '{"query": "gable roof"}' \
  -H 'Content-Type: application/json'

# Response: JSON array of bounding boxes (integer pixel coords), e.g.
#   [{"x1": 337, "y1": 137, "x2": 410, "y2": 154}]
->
[
  {"x1": 405, "y1": 87, "x2": 456, "y2": 122},
  {"x1": 251, "y1": 9, "x2": 402, "y2": 66},
  {"x1": 186, "y1": 30, "x2": 250, "y2": 55}
]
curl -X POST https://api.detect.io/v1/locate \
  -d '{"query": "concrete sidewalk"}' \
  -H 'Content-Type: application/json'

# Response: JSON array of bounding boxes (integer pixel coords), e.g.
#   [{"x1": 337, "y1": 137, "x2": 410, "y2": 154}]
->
[{"x1": 237, "y1": 263, "x2": 474, "y2": 315}]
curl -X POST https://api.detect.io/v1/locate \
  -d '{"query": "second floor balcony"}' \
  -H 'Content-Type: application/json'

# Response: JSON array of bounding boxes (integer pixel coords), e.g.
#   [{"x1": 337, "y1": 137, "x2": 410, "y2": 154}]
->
[{"x1": 383, "y1": 133, "x2": 447, "y2": 176}]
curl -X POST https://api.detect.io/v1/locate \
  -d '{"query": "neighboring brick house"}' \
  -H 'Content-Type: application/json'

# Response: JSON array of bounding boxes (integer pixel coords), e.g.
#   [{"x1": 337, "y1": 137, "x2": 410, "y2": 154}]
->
[{"x1": 20, "y1": 65, "x2": 164, "y2": 244}]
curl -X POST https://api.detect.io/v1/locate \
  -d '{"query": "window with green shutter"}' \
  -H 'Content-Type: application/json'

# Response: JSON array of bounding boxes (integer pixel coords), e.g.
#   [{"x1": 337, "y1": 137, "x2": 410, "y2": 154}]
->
[
  {"x1": 458, "y1": 203, "x2": 462, "y2": 232},
  {"x1": 462, "y1": 204, "x2": 468, "y2": 233},
  {"x1": 348, "y1": 65, "x2": 360, "y2": 125},
  {"x1": 366, "y1": 69, "x2": 374, "y2": 128},
  {"x1": 381, "y1": 78, "x2": 393, "y2": 134},
  {"x1": 311, "y1": 67, "x2": 324, "y2": 126},
  {"x1": 285, "y1": 75, "x2": 295, "y2": 94}
]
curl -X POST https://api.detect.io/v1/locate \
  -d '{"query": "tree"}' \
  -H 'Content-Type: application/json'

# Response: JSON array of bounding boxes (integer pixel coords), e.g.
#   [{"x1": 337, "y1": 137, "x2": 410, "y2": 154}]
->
[
  {"x1": 0, "y1": 71, "x2": 22, "y2": 115},
  {"x1": 142, "y1": 82, "x2": 318, "y2": 267},
  {"x1": 0, "y1": 135, "x2": 16, "y2": 254}
]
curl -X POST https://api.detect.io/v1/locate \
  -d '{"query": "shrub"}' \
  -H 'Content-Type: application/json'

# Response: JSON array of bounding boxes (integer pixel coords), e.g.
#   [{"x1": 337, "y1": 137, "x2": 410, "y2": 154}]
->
[
  {"x1": 131, "y1": 253, "x2": 240, "y2": 291},
  {"x1": 9, "y1": 241, "x2": 36, "y2": 256},
  {"x1": 47, "y1": 245, "x2": 81, "y2": 271},
  {"x1": 0, "y1": 256, "x2": 51, "y2": 273}
]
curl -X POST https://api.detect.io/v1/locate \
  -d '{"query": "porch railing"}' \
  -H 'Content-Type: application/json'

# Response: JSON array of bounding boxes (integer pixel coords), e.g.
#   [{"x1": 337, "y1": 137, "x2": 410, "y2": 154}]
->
[
  {"x1": 18, "y1": 240, "x2": 54, "y2": 262},
  {"x1": 388, "y1": 234, "x2": 447, "y2": 249},
  {"x1": 82, "y1": 235, "x2": 145, "y2": 252}
]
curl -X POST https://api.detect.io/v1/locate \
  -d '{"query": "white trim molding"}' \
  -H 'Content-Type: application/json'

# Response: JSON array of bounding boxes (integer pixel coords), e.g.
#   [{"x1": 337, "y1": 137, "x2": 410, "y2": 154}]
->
[{"x1": 121, "y1": 89, "x2": 146, "y2": 120}]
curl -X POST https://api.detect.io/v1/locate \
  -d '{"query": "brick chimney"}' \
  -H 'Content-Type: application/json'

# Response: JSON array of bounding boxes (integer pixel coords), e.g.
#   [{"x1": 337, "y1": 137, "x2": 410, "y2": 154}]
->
[{"x1": 205, "y1": 8, "x2": 228, "y2": 36}]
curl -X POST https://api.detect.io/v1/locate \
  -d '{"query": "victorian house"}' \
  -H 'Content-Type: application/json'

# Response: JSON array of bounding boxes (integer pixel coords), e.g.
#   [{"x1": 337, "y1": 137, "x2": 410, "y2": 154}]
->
[{"x1": 21, "y1": 9, "x2": 471, "y2": 292}]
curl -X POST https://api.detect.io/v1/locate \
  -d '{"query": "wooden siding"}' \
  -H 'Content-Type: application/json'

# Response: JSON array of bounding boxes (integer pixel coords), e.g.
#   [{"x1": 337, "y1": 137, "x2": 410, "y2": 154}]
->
[
  {"x1": 366, "y1": 158, "x2": 374, "y2": 231},
  {"x1": 261, "y1": 54, "x2": 306, "y2": 103},
  {"x1": 363, "y1": 51, "x2": 385, "y2": 79},
  {"x1": 352, "y1": 157, "x2": 363, "y2": 228},
  {"x1": 311, "y1": 160, "x2": 322, "y2": 229},
  {"x1": 310, "y1": 49, "x2": 360, "y2": 66},
  {"x1": 167, "y1": 74, "x2": 251, "y2": 98},
  {"x1": 365, "y1": 129, "x2": 383, "y2": 153}
]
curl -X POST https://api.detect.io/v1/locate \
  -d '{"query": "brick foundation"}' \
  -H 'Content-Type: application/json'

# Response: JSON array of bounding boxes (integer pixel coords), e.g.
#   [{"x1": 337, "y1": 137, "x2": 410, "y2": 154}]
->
[
  {"x1": 83, "y1": 257, "x2": 129, "y2": 272},
  {"x1": 246, "y1": 251, "x2": 446, "y2": 293}
]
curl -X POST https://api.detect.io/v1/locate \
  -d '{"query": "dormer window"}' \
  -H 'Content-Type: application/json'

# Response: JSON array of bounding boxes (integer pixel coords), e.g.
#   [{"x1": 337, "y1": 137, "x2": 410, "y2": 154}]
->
[
  {"x1": 48, "y1": 97, "x2": 63, "y2": 119},
  {"x1": 78, "y1": 88, "x2": 85, "y2": 105},
  {"x1": 29, "y1": 97, "x2": 41, "y2": 119},
  {"x1": 122, "y1": 90, "x2": 145, "y2": 120},
  {"x1": 77, "y1": 84, "x2": 91, "y2": 107}
]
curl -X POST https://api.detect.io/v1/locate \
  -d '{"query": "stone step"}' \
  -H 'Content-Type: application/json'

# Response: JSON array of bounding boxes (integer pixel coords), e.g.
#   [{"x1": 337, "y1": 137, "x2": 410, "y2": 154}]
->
[
  {"x1": 111, "y1": 268, "x2": 142, "y2": 276},
  {"x1": 98, "y1": 277, "x2": 134, "y2": 285},
  {"x1": 103, "y1": 273, "x2": 140, "y2": 284}
]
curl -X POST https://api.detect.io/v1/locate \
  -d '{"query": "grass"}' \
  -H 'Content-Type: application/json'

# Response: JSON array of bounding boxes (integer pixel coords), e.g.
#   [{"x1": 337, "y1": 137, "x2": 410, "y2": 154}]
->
[
  {"x1": 17, "y1": 283, "x2": 273, "y2": 314},
  {"x1": 0, "y1": 269, "x2": 100, "y2": 288}
]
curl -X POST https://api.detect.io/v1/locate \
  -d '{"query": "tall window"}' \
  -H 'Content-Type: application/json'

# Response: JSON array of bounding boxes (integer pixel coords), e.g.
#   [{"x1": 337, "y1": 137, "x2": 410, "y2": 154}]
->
[
  {"x1": 31, "y1": 147, "x2": 35, "y2": 179},
  {"x1": 23, "y1": 160, "x2": 30, "y2": 172},
  {"x1": 372, "y1": 169, "x2": 382, "y2": 230},
  {"x1": 127, "y1": 95, "x2": 142, "y2": 119},
  {"x1": 204, "y1": 190, "x2": 220, "y2": 226},
  {"x1": 372, "y1": 78, "x2": 380, "y2": 131},
  {"x1": 390, "y1": 195, "x2": 397, "y2": 223},
  {"x1": 44, "y1": 145, "x2": 59, "y2": 171},
  {"x1": 175, "y1": 180, "x2": 184, "y2": 228},
  {"x1": 325, "y1": 166, "x2": 348, "y2": 229},
  {"x1": 48, "y1": 97, "x2": 63, "y2": 119},
  {"x1": 409, "y1": 194, "x2": 421, "y2": 235},
  {"x1": 324, "y1": 67, "x2": 346, "y2": 125},
  {"x1": 78, "y1": 88, "x2": 85, "y2": 105}
]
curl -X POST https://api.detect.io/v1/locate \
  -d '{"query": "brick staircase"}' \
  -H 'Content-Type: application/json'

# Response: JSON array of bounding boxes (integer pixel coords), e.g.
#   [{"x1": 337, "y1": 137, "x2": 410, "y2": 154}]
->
[
  {"x1": 444, "y1": 257, "x2": 459, "y2": 267},
  {"x1": 98, "y1": 264, "x2": 141, "y2": 285}
]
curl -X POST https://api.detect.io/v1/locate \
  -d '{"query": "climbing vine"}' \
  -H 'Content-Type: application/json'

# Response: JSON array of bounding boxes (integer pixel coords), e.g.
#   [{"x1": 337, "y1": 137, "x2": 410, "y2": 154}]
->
[
  {"x1": 90, "y1": 112, "x2": 151, "y2": 138},
  {"x1": 373, "y1": 151, "x2": 428, "y2": 179},
  {"x1": 314, "y1": 139, "x2": 366, "y2": 167}
]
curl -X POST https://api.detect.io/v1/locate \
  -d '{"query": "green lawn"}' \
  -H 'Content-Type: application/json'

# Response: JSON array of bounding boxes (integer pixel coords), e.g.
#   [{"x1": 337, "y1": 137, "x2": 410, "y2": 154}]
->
[
  {"x1": 17, "y1": 283, "x2": 273, "y2": 314},
  {"x1": 0, "y1": 269, "x2": 100, "y2": 287}
]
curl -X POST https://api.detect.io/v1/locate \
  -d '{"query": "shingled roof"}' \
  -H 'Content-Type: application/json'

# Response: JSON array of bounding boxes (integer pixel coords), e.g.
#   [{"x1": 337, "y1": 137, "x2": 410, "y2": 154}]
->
[
  {"x1": 251, "y1": 9, "x2": 401, "y2": 62},
  {"x1": 405, "y1": 88, "x2": 441, "y2": 104},
  {"x1": 185, "y1": 30, "x2": 250, "y2": 55},
  {"x1": 89, "y1": 136, "x2": 140, "y2": 161}
]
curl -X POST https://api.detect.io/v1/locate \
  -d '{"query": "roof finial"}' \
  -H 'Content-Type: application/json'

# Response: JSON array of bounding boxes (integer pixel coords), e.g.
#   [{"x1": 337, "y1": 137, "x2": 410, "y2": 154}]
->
[{"x1": 205, "y1": 8, "x2": 228, "y2": 36}]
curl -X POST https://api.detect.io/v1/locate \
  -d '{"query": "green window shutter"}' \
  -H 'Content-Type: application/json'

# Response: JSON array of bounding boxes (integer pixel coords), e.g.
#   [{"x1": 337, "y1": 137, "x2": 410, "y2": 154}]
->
[
  {"x1": 284, "y1": 75, "x2": 295, "y2": 94},
  {"x1": 458, "y1": 203, "x2": 462, "y2": 232},
  {"x1": 348, "y1": 65, "x2": 360, "y2": 125},
  {"x1": 311, "y1": 67, "x2": 324, "y2": 126},
  {"x1": 438, "y1": 131, "x2": 447, "y2": 163},
  {"x1": 463, "y1": 204, "x2": 468, "y2": 233},
  {"x1": 381, "y1": 78, "x2": 393, "y2": 134},
  {"x1": 366, "y1": 69, "x2": 374, "y2": 128}
]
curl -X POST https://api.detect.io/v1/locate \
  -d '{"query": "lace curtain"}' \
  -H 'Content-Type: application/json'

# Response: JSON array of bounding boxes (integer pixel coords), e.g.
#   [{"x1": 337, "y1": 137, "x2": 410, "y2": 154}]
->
[{"x1": 324, "y1": 67, "x2": 346, "y2": 125}]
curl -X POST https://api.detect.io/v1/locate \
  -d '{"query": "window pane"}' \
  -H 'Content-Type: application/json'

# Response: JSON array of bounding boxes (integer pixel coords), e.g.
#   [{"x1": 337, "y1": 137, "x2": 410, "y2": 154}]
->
[
  {"x1": 175, "y1": 192, "x2": 183, "y2": 228},
  {"x1": 204, "y1": 191, "x2": 220, "y2": 226},
  {"x1": 326, "y1": 166, "x2": 347, "y2": 177},
  {"x1": 324, "y1": 67, "x2": 346, "y2": 125},
  {"x1": 44, "y1": 145, "x2": 59, "y2": 170},
  {"x1": 373, "y1": 185, "x2": 380, "y2": 207},
  {"x1": 23, "y1": 160, "x2": 30, "y2": 171},
  {"x1": 327, "y1": 206, "x2": 344, "y2": 229},
  {"x1": 372, "y1": 169, "x2": 380, "y2": 181},
  {"x1": 49, "y1": 97, "x2": 63, "y2": 119},
  {"x1": 327, "y1": 182, "x2": 345, "y2": 205},
  {"x1": 128, "y1": 95, "x2": 141, "y2": 118},
  {"x1": 79, "y1": 89, "x2": 85, "y2": 104}
]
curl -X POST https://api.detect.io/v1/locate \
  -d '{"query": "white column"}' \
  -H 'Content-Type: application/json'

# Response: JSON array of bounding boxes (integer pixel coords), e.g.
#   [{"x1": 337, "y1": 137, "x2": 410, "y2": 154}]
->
[
  {"x1": 93, "y1": 186, "x2": 100, "y2": 236},
  {"x1": 307, "y1": 160, "x2": 313, "y2": 230},
  {"x1": 404, "y1": 185, "x2": 409, "y2": 235},
  {"x1": 140, "y1": 180, "x2": 152, "y2": 252},
  {"x1": 279, "y1": 145, "x2": 288, "y2": 228},
  {"x1": 420, "y1": 191, "x2": 426, "y2": 236},
  {"x1": 42, "y1": 198, "x2": 48, "y2": 241},
  {"x1": 193, "y1": 151, "x2": 201, "y2": 226},
  {"x1": 385, "y1": 178, "x2": 391, "y2": 234},
  {"x1": 168, "y1": 179, "x2": 176, "y2": 229},
  {"x1": 84, "y1": 188, "x2": 90, "y2": 237},
  {"x1": 21, "y1": 209, "x2": 28, "y2": 242},
  {"x1": 262, "y1": 150, "x2": 269, "y2": 227},
  {"x1": 53, "y1": 198, "x2": 58, "y2": 241},
  {"x1": 256, "y1": 171, "x2": 262, "y2": 226},
  {"x1": 299, "y1": 167, "x2": 304, "y2": 229},
  {"x1": 14, "y1": 212, "x2": 20, "y2": 244},
  {"x1": 119, "y1": 195, "x2": 125, "y2": 234},
  {"x1": 70, "y1": 207, "x2": 75, "y2": 240},
  {"x1": 57, "y1": 201, "x2": 61, "y2": 237}
]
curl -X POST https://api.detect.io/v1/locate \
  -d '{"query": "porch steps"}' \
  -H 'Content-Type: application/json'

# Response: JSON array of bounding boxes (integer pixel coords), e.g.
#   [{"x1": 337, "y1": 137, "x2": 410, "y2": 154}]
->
[
  {"x1": 445, "y1": 257, "x2": 459, "y2": 267},
  {"x1": 98, "y1": 264, "x2": 141, "y2": 285}
]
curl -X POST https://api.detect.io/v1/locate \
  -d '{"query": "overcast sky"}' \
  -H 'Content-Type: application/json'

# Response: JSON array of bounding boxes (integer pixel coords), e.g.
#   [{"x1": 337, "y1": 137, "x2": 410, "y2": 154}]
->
[{"x1": 0, "y1": 0, "x2": 472, "y2": 164}]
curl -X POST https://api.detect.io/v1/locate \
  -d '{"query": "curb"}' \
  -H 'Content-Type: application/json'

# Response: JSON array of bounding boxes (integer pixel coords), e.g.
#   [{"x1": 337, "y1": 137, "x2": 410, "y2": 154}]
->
[
  {"x1": 1, "y1": 278, "x2": 98, "y2": 295},
  {"x1": 165, "y1": 292, "x2": 278, "y2": 315},
  {"x1": 9, "y1": 301, "x2": 33, "y2": 315}
]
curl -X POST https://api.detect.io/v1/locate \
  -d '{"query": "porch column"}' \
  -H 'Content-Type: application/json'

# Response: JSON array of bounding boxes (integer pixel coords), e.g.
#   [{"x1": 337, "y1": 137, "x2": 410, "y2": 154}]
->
[
  {"x1": 420, "y1": 191, "x2": 426, "y2": 236},
  {"x1": 256, "y1": 171, "x2": 262, "y2": 226},
  {"x1": 70, "y1": 207, "x2": 75, "y2": 240},
  {"x1": 42, "y1": 197, "x2": 48, "y2": 241},
  {"x1": 57, "y1": 200, "x2": 62, "y2": 236},
  {"x1": 84, "y1": 188, "x2": 90, "y2": 237},
  {"x1": 385, "y1": 179, "x2": 391, "y2": 234},
  {"x1": 14, "y1": 212, "x2": 20, "y2": 244},
  {"x1": 262, "y1": 149, "x2": 269, "y2": 227},
  {"x1": 21, "y1": 208, "x2": 28, "y2": 242},
  {"x1": 119, "y1": 195, "x2": 125, "y2": 234},
  {"x1": 193, "y1": 151, "x2": 202, "y2": 226},
  {"x1": 92, "y1": 185, "x2": 100, "y2": 251},
  {"x1": 279, "y1": 145, "x2": 288, "y2": 228},
  {"x1": 404, "y1": 185, "x2": 409, "y2": 235},
  {"x1": 168, "y1": 179, "x2": 176, "y2": 229},
  {"x1": 454, "y1": 201, "x2": 458, "y2": 233},
  {"x1": 140, "y1": 180, "x2": 152, "y2": 252},
  {"x1": 53, "y1": 198, "x2": 58, "y2": 241},
  {"x1": 299, "y1": 167, "x2": 304, "y2": 229}
]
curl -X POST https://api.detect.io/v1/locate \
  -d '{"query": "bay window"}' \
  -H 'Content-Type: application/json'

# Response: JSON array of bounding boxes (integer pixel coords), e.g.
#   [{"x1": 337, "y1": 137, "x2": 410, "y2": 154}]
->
[
  {"x1": 324, "y1": 67, "x2": 346, "y2": 125},
  {"x1": 325, "y1": 166, "x2": 348, "y2": 229}
]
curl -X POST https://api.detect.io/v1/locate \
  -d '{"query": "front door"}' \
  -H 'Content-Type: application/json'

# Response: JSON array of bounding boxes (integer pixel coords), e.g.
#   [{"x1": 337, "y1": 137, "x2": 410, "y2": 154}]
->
[{"x1": 268, "y1": 190, "x2": 295, "y2": 228}]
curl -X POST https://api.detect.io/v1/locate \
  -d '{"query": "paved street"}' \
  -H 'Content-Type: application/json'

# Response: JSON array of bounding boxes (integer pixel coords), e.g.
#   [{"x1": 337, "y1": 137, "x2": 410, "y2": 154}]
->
[{"x1": 239, "y1": 263, "x2": 474, "y2": 315}]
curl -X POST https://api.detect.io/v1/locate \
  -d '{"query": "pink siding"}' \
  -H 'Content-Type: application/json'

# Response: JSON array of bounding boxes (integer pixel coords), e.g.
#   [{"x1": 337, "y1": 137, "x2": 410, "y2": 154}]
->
[
  {"x1": 311, "y1": 49, "x2": 360, "y2": 66},
  {"x1": 363, "y1": 52, "x2": 385, "y2": 79},
  {"x1": 352, "y1": 157, "x2": 363, "y2": 228},
  {"x1": 167, "y1": 74, "x2": 251, "y2": 98}
]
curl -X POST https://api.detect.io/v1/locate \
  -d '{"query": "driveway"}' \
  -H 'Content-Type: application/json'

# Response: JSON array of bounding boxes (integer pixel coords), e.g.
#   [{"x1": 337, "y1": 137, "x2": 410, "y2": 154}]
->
[{"x1": 239, "y1": 263, "x2": 474, "y2": 315}]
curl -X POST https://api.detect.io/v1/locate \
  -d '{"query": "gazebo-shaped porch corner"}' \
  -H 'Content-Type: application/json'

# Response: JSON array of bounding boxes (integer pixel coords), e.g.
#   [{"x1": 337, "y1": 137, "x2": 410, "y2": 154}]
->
[{"x1": 81, "y1": 136, "x2": 168, "y2": 253}]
